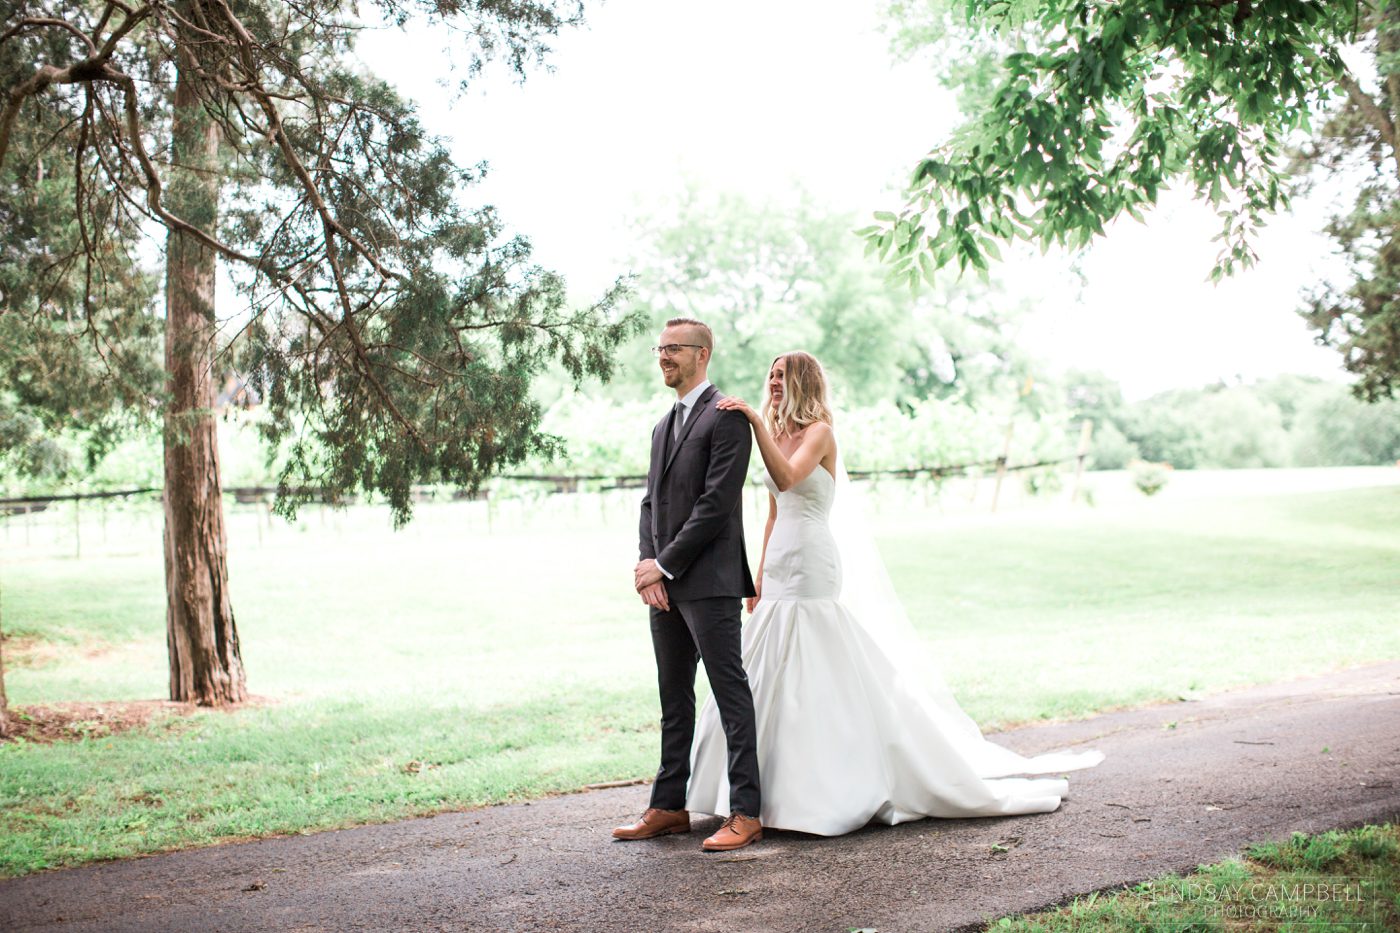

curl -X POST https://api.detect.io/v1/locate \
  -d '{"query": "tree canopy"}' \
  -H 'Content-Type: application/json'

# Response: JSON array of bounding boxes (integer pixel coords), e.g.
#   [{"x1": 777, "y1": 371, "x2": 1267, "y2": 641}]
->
[
  {"x1": 876, "y1": 0, "x2": 1400, "y2": 399},
  {"x1": 0, "y1": 0, "x2": 642, "y2": 523},
  {"x1": 616, "y1": 182, "x2": 1048, "y2": 412},
  {"x1": 622, "y1": 185, "x2": 913, "y2": 404}
]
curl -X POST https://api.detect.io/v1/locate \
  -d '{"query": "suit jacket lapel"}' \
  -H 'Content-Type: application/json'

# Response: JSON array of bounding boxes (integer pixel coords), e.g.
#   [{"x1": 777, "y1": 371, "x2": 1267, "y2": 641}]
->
[
  {"x1": 662, "y1": 384, "x2": 717, "y2": 478},
  {"x1": 650, "y1": 410, "x2": 669, "y2": 496}
]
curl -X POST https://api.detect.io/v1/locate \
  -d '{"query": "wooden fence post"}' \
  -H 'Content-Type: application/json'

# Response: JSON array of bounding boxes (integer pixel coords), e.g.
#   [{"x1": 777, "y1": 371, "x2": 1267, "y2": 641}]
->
[
  {"x1": 990, "y1": 420, "x2": 1015, "y2": 513},
  {"x1": 1071, "y1": 420, "x2": 1095, "y2": 503}
]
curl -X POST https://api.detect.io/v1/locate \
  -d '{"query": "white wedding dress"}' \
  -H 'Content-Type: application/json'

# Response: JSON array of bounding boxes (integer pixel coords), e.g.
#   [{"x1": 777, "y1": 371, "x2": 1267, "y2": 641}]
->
[{"x1": 685, "y1": 465, "x2": 1103, "y2": 836}]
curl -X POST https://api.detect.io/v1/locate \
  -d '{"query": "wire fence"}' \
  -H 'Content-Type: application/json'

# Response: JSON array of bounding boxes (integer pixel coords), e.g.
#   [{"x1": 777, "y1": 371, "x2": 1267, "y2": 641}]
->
[
  {"x1": 0, "y1": 434, "x2": 1094, "y2": 563},
  {"x1": 0, "y1": 453, "x2": 1078, "y2": 511}
]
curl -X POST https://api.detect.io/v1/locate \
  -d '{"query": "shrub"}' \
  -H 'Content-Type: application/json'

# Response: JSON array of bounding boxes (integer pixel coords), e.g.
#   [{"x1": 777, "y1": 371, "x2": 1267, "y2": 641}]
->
[{"x1": 1131, "y1": 460, "x2": 1172, "y2": 496}]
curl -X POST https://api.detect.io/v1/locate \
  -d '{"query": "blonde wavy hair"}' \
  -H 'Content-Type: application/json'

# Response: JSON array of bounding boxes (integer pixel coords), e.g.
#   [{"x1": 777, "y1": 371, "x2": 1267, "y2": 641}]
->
[{"x1": 764, "y1": 351, "x2": 834, "y2": 438}]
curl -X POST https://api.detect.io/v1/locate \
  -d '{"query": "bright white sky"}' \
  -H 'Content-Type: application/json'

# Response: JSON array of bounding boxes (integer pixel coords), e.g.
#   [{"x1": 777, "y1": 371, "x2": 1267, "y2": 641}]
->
[{"x1": 355, "y1": 0, "x2": 1352, "y2": 400}]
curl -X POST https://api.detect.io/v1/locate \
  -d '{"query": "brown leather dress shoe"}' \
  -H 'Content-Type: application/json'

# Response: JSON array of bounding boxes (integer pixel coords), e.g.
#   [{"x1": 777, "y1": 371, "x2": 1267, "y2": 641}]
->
[
  {"x1": 612, "y1": 807, "x2": 691, "y2": 840},
  {"x1": 701, "y1": 813, "x2": 763, "y2": 851}
]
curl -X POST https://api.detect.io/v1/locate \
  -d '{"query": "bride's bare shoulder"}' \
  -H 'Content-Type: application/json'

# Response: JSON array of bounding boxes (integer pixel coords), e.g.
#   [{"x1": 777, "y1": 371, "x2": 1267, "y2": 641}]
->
[{"x1": 804, "y1": 421, "x2": 835, "y2": 446}]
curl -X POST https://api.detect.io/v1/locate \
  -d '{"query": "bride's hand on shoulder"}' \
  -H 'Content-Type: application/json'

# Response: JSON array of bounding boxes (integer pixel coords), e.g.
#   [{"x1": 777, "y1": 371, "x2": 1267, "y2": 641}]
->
[{"x1": 716, "y1": 396, "x2": 759, "y2": 426}]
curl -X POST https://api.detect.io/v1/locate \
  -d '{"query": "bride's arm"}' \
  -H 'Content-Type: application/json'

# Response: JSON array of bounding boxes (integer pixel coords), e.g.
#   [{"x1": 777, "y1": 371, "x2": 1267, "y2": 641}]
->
[
  {"x1": 749, "y1": 493, "x2": 776, "y2": 612},
  {"x1": 715, "y1": 397, "x2": 833, "y2": 492}
]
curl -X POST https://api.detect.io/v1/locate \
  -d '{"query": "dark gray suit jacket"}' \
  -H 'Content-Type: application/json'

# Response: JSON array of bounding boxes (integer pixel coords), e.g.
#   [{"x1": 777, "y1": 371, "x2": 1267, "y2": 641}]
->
[{"x1": 639, "y1": 384, "x2": 757, "y2": 603}]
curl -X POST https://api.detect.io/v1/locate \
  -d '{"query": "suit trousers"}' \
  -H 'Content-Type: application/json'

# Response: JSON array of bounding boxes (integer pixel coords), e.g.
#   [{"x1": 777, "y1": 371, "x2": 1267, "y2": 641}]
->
[{"x1": 648, "y1": 596, "x2": 761, "y2": 817}]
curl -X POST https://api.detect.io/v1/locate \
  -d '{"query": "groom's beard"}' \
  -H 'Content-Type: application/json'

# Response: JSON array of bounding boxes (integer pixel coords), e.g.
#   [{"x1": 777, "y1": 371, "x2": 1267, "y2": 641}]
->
[{"x1": 661, "y1": 362, "x2": 688, "y2": 388}]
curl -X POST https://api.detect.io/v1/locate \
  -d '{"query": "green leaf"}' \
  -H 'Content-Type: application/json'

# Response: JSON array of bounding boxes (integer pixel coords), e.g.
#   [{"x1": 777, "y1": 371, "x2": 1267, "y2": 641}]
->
[{"x1": 918, "y1": 250, "x2": 937, "y2": 284}]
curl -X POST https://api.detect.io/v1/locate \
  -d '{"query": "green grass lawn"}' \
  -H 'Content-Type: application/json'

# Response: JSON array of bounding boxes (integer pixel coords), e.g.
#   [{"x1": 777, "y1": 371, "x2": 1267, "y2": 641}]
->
[{"x1": 1, "y1": 471, "x2": 1397, "y2": 876}]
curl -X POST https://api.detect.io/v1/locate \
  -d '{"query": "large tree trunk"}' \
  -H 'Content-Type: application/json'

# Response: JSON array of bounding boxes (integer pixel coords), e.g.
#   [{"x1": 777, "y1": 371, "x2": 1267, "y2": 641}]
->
[{"x1": 162, "y1": 39, "x2": 246, "y2": 706}]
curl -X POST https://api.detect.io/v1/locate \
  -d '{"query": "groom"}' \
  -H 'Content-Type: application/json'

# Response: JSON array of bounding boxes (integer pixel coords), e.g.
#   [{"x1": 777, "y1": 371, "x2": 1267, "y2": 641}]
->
[{"x1": 614, "y1": 317, "x2": 763, "y2": 852}]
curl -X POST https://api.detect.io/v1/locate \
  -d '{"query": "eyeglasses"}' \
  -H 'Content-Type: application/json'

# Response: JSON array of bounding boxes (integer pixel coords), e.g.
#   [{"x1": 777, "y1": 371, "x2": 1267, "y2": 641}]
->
[{"x1": 651, "y1": 344, "x2": 704, "y2": 357}]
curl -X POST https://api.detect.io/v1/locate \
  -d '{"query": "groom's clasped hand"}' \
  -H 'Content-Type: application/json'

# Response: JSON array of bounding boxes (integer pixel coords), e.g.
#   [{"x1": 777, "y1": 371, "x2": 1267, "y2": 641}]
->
[{"x1": 633, "y1": 559, "x2": 669, "y2": 611}]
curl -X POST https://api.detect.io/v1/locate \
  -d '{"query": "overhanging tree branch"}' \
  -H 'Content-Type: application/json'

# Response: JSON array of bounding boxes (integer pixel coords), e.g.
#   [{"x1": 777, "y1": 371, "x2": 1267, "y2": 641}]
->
[{"x1": 1336, "y1": 68, "x2": 1398, "y2": 152}]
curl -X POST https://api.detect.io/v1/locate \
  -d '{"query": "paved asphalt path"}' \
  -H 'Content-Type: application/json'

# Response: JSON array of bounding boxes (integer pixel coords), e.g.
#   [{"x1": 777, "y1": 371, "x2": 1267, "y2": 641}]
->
[{"x1": 3, "y1": 661, "x2": 1398, "y2": 933}]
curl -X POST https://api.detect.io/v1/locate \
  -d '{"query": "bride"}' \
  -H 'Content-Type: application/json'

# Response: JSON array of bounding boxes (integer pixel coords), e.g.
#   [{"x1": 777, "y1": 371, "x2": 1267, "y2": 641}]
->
[{"x1": 685, "y1": 351, "x2": 1104, "y2": 836}]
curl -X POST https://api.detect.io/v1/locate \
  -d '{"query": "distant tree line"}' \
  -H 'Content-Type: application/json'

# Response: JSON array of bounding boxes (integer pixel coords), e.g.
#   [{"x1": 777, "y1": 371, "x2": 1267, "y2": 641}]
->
[
  {"x1": 1065, "y1": 372, "x2": 1400, "y2": 470},
  {"x1": 8, "y1": 368, "x2": 1393, "y2": 501}
]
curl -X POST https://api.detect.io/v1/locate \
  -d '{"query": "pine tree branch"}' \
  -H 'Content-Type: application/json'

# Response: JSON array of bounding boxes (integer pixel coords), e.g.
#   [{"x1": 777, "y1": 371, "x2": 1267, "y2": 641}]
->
[
  {"x1": 197, "y1": 0, "x2": 440, "y2": 454},
  {"x1": 207, "y1": 0, "x2": 403, "y2": 286},
  {"x1": 2, "y1": 65, "x2": 69, "y2": 168},
  {"x1": 0, "y1": 5, "x2": 151, "y2": 170},
  {"x1": 109, "y1": 66, "x2": 273, "y2": 276},
  {"x1": 0, "y1": 18, "x2": 98, "y2": 54}
]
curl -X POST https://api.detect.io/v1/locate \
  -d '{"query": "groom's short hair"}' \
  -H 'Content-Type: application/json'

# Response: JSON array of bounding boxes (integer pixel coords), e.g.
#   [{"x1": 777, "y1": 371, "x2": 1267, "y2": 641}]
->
[{"x1": 665, "y1": 317, "x2": 713, "y2": 351}]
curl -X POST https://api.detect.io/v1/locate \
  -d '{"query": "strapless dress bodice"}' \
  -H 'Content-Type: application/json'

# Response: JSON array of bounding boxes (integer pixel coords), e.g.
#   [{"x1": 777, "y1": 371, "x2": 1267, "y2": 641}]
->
[{"x1": 759, "y1": 466, "x2": 840, "y2": 600}]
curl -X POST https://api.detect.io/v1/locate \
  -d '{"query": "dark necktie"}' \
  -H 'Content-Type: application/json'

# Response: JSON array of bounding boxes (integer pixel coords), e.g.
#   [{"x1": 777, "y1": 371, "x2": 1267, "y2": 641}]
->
[{"x1": 665, "y1": 401, "x2": 684, "y2": 461}]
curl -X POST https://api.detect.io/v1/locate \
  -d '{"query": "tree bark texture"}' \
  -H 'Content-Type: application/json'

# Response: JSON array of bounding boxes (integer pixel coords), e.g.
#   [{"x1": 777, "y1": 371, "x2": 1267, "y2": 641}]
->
[{"x1": 162, "y1": 35, "x2": 246, "y2": 706}]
